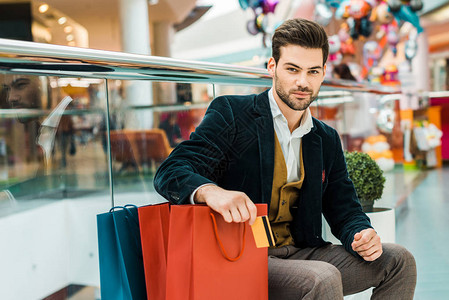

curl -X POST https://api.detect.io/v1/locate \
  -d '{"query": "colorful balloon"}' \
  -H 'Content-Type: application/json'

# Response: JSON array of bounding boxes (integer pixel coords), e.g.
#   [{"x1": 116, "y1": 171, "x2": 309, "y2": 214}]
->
[
  {"x1": 405, "y1": 38, "x2": 418, "y2": 60},
  {"x1": 240, "y1": 0, "x2": 279, "y2": 43},
  {"x1": 239, "y1": 0, "x2": 250, "y2": 10},
  {"x1": 262, "y1": 0, "x2": 279, "y2": 14},
  {"x1": 326, "y1": 0, "x2": 342, "y2": 8},
  {"x1": 374, "y1": 2, "x2": 394, "y2": 24},
  {"x1": 328, "y1": 35, "x2": 343, "y2": 65},
  {"x1": 388, "y1": 0, "x2": 423, "y2": 12},
  {"x1": 363, "y1": 41, "x2": 381, "y2": 67},
  {"x1": 392, "y1": 5, "x2": 423, "y2": 33},
  {"x1": 315, "y1": 3, "x2": 333, "y2": 26},
  {"x1": 336, "y1": 0, "x2": 373, "y2": 40},
  {"x1": 348, "y1": 0, "x2": 372, "y2": 19}
]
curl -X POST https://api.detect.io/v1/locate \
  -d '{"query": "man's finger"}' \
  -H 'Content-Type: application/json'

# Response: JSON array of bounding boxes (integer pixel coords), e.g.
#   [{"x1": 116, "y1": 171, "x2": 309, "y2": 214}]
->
[
  {"x1": 353, "y1": 238, "x2": 375, "y2": 252},
  {"x1": 356, "y1": 243, "x2": 378, "y2": 257},
  {"x1": 353, "y1": 231, "x2": 374, "y2": 248},
  {"x1": 221, "y1": 210, "x2": 233, "y2": 223},
  {"x1": 356, "y1": 233, "x2": 381, "y2": 251},
  {"x1": 246, "y1": 198, "x2": 257, "y2": 226},
  {"x1": 238, "y1": 205, "x2": 250, "y2": 223},
  {"x1": 229, "y1": 208, "x2": 242, "y2": 223},
  {"x1": 361, "y1": 248, "x2": 383, "y2": 261}
]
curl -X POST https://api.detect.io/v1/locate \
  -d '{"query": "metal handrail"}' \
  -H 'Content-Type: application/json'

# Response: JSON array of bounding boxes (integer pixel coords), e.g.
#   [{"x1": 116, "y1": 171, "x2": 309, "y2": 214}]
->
[{"x1": 0, "y1": 38, "x2": 398, "y2": 94}]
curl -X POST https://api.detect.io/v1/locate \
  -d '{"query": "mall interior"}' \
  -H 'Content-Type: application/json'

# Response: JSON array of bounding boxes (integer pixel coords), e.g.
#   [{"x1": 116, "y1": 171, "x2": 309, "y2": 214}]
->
[{"x1": 1, "y1": 0, "x2": 449, "y2": 299}]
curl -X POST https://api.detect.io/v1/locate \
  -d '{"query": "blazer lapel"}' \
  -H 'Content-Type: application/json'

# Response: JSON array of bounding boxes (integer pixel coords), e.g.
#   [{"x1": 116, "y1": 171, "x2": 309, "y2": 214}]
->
[
  {"x1": 254, "y1": 91, "x2": 274, "y2": 205},
  {"x1": 302, "y1": 125, "x2": 323, "y2": 201}
]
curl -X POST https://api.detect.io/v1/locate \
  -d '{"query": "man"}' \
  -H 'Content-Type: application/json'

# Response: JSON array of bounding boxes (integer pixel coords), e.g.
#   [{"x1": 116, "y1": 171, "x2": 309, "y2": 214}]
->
[
  {"x1": 159, "y1": 112, "x2": 183, "y2": 147},
  {"x1": 5, "y1": 75, "x2": 42, "y2": 123},
  {"x1": 4, "y1": 75, "x2": 74, "y2": 170},
  {"x1": 154, "y1": 18, "x2": 416, "y2": 299}
]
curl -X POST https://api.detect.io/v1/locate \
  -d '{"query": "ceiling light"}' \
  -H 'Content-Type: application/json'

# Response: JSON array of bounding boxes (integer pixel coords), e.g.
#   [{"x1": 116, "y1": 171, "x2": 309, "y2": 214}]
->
[
  {"x1": 64, "y1": 26, "x2": 73, "y2": 33},
  {"x1": 58, "y1": 17, "x2": 67, "y2": 25},
  {"x1": 66, "y1": 34, "x2": 74, "y2": 41},
  {"x1": 39, "y1": 4, "x2": 49, "y2": 13},
  {"x1": 68, "y1": 41, "x2": 76, "y2": 46}
]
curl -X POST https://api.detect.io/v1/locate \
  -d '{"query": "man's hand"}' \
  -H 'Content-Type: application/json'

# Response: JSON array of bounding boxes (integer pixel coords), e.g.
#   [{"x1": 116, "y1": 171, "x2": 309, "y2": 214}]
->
[
  {"x1": 351, "y1": 228, "x2": 383, "y2": 261},
  {"x1": 195, "y1": 185, "x2": 257, "y2": 225}
]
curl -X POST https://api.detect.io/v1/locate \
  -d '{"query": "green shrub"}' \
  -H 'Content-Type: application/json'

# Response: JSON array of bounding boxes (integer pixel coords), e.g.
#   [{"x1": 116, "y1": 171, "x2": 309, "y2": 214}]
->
[{"x1": 344, "y1": 151, "x2": 386, "y2": 212}]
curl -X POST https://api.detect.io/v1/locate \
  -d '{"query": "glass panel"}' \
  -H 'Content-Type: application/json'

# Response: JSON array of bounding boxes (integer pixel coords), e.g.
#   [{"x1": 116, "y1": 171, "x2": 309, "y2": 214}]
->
[
  {"x1": 314, "y1": 91, "x2": 381, "y2": 151},
  {"x1": 0, "y1": 74, "x2": 110, "y2": 208},
  {"x1": 0, "y1": 73, "x2": 109, "y2": 299},
  {"x1": 108, "y1": 80, "x2": 214, "y2": 207}
]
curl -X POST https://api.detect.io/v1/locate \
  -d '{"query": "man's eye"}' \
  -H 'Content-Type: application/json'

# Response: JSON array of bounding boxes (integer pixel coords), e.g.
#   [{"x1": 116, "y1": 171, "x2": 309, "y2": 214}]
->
[
  {"x1": 309, "y1": 70, "x2": 320, "y2": 75},
  {"x1": 287, "y1": 68, "x2": 297, "y2": 72},
  {"x1": 16, "y1": 83, "x2": 29, "y2": 89}
]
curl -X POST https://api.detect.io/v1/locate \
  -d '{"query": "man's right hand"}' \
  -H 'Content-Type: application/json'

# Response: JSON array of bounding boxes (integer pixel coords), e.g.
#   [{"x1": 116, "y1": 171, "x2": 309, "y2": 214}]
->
[{"x1": 194, "y1": 185, "x2": 257, "y2": 225}]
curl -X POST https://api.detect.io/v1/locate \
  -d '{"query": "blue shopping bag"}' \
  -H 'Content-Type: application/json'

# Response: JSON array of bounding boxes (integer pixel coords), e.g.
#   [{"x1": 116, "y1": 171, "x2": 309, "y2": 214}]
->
[{"x1": 97, "y1": 205, "x2": 147, "y2": 300}]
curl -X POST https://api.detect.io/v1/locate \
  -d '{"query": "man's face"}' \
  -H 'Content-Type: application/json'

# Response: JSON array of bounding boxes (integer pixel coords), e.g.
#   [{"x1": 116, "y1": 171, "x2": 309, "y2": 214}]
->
[
  {"x1": 267, "y1": 45, "x2": 326, "y2": 111},
  {"x1": 6, "y1": 76, "x2": 41, "y2": 109}
]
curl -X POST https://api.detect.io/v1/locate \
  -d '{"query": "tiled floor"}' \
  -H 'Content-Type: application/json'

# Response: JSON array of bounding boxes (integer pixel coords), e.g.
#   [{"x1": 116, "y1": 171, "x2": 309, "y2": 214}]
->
[{"x1": 394, "y1": 166, "x2": 449, "y2": 299}]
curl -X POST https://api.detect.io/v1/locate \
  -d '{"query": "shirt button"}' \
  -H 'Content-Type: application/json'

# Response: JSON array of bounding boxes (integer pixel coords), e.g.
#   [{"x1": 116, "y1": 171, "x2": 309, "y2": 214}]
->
[
  {"x1": 281, "y1": 200, "x2": 286, "y2": 205},
  {"x1": 278, "y1": 216, "x2": 282, "y2": 221}
]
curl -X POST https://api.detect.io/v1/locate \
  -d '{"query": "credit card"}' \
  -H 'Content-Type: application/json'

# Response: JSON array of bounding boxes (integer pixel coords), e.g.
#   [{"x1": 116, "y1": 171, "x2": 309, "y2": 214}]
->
[{"x1": 250, "y1": 215, "x2": 275, "y2": 248}]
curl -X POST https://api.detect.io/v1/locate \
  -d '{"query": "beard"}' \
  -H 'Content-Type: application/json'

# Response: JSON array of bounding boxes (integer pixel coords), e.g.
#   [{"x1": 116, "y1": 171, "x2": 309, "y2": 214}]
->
[{"x1": 274, "y1": 72, "x2": 319, "y2": 111}]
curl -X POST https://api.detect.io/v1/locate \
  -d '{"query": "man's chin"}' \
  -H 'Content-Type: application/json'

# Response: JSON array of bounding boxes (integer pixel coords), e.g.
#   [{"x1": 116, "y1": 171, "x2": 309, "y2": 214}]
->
[{"x1": 288, "y1": 98, "x2": 312, "y2": 111}]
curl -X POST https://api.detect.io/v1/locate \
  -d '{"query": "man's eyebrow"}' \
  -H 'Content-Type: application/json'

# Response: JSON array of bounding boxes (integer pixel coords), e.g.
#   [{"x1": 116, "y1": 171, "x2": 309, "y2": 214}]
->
[
  {"x1": 11, "y1": 78, "x2": 31, "y2": 85},
  {"x1": 284, "y1": 63, "x2": 322, "y2": 70}
]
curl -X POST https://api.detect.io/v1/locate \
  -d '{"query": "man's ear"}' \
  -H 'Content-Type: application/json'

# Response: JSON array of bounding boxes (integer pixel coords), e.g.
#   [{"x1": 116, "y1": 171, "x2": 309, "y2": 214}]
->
[{"x1": 267, "y1": 57, "x2": 276, "y2": 77}]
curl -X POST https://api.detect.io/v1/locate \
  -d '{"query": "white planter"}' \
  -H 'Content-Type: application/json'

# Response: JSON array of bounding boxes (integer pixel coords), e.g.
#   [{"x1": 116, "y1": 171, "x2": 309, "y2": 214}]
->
[
  {"x1": 365, "y1": 207, "x2": 395, "y2": 243},
  {"x1": 323, "y1": 207, "x2": 396, "y2": 244},
  {"x1": 323, "y1": 207, "x2": 396, "y2": 300}
]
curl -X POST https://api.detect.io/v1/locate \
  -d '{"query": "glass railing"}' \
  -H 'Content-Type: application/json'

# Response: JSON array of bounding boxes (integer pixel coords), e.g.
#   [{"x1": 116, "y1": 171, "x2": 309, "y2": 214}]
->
[{"x1": 0, "y1": 39, "x2": 398, "y2": 300}]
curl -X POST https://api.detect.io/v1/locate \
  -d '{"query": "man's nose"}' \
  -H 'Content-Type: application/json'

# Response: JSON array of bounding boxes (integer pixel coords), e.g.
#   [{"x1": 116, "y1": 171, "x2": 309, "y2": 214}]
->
[
  {"x1": 7, "y1": 95, "x2": 20, "y2": 107},
  {"x1": 295, "y1": 73, "x2": 309, "y2": 87}
]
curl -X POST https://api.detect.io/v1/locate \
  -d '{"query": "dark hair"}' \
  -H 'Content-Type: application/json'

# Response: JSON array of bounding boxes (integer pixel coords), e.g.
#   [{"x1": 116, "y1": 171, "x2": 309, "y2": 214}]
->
[
  {"x1": 272, "y1": 18, "x2": 329, "y2": 66},
  {"x1": 332, "y1": 63, "x2": 356, "y2": 81}
]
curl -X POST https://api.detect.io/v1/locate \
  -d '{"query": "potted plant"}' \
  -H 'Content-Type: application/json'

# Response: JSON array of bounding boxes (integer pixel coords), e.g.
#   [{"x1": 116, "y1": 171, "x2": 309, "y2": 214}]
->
[{"x1": 344, "y1": 151, "x2": 386, "y2": 212}]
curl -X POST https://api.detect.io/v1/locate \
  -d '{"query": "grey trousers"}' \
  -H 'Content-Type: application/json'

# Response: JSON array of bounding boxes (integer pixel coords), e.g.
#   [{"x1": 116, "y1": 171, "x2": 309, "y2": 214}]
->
[{"x1": 268, "y1": 243, "x2": 416, "y2": 300}]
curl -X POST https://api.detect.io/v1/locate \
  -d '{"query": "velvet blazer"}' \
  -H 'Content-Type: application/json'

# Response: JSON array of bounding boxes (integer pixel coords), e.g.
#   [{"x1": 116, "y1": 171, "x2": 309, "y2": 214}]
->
[{"x1": 154, "y1": 90, "x2": 372, "y2": 256}]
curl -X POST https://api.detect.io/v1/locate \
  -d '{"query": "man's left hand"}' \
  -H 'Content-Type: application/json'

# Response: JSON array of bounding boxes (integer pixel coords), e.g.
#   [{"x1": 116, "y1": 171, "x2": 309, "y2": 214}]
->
[{"x1": 351, "y1": 228, "x2": 383, "y2": 261}]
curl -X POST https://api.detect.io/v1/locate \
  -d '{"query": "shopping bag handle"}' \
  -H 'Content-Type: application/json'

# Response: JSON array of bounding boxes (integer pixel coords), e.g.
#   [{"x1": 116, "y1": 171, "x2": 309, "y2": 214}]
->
[
  {"x1": 210, "y1": 213, "x2": 246, "y2": 262},
  {"x1": 109, "y1": 204, "x2": 138, "y2": 213}
]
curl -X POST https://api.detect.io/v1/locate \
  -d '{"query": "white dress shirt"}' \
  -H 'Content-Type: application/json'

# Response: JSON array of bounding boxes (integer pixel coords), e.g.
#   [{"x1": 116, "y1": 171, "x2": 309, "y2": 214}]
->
[
  {"x1": 190, "y1": 89, "x2": 314, "y2": 203},
  {"x1": 268, "y1": 88, "x2": 313, "y2": 183}
]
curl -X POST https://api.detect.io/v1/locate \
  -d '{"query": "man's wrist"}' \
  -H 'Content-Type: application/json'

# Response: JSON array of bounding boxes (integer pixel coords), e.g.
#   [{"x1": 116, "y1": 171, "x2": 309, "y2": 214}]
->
[
  {"x1": 195, "y1": 184, "x2": 217, "y2": 203},
  {"x1": 190, "y1": 183, "x2": 216, "y2": 204}
]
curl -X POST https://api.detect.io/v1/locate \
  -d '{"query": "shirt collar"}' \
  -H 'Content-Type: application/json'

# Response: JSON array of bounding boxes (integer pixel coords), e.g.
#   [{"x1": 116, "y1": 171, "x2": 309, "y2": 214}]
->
[
  {"x1": 268, "y1": 88, "x2": 283, "y2": 119},
  {"x1": 268, "y1": 88, "x2": 313, "y2": 137}
]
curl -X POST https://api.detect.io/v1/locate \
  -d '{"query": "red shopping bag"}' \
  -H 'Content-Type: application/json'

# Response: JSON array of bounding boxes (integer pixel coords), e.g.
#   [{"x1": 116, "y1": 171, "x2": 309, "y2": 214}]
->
[
  {"x1": 166, "y1": 204, "x2": 268, "y2": 300},
  {"x1": 138, "y1": 203, "x2": 170, "y2": 300}
]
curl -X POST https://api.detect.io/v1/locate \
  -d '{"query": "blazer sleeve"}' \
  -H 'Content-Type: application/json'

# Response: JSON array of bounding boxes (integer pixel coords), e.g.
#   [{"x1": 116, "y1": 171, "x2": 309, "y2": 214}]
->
[
  {"x1": 322, "y1": 131, "x2": 373, "y2": 257},
  {"x1": 154, "y1": 96, "x2": 236, "y2": 204}
]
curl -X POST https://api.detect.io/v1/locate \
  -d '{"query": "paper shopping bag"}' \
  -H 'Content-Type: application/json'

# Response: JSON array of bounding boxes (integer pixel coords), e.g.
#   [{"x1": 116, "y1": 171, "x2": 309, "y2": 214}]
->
[
  {"x1": 166, "y1": 204, "x2": 268, "y2": 300},
  {"x1": 97, "y1": 205, "x2": 147, "y2": 300},
  {"x1": 138, "y1": 202, "x2": 170, "y2": 300}
]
